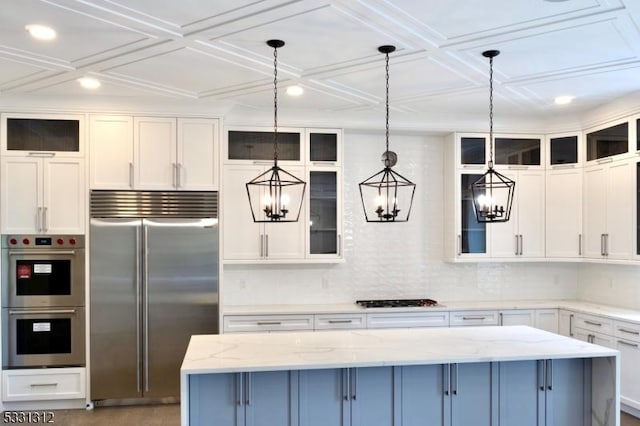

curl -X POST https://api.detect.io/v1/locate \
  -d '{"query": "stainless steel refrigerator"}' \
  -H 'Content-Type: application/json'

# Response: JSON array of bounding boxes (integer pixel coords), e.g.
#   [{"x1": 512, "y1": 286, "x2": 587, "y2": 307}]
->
[{"x1": 89, "y1": 191, "x2": 218, "y2": 402}]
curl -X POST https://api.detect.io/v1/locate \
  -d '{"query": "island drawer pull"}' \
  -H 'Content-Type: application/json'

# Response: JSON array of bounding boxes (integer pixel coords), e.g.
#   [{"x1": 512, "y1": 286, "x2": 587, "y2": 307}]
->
[
  {"x1": 584, "y1": 320, "x2": 602, "y2": 327},
  {"x1": 462, "y1": 316, "x2": 486, "y2": 321},
  {"x1": 618, "y1": 340, "x2": 639, "y2": 348},
  {"x1": 328, "y1": 320, "x2": 353, "y2": 324},
  {"x1": 618, "y1": 328, "x2": 640, "y2": 335},
  {"x1": 256, "y1": 321, "x2": 282, "y2": 326}
]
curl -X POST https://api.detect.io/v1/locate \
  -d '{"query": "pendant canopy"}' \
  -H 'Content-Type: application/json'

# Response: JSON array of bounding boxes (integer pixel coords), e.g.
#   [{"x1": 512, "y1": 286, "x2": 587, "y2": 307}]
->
[
  {"x1": 471, "y1": 50, "x2": 515, "y2": 223},
  {"x1": 246, "y1": 39, "x2": 306, "y2": 223},
  {"x1": 359, "y1": 45, "x2": 416, "y2": 223}
]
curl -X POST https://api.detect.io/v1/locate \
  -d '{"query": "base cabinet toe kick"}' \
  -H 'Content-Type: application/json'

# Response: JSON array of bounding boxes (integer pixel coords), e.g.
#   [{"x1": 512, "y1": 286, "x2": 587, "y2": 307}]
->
[{"x1": 180, "y1": 327, "x2": 620, "y2": 426}]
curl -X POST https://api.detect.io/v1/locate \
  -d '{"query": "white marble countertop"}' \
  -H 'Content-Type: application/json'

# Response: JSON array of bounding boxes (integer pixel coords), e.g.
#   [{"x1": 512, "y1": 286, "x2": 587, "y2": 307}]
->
[
  {"x1": 181, "y1": 325, "x2": 618, "y2": 375},
  {"x1": 222, "y1": 299, "x2": 640, "y2": 324}
]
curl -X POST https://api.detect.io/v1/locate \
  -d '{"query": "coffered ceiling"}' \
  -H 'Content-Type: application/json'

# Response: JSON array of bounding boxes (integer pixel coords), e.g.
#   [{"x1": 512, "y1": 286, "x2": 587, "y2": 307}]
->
[{"x1": 2, "y1": 0, "x2": 640, "y2": 130}]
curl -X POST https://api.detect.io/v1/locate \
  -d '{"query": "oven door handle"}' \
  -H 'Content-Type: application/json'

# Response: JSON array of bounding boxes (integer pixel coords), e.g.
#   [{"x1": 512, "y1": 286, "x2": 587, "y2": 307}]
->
[
  {"x1": 8, "y1": 250, "x2": 76, "y2": 256},
  {"x1": 9, "y1": 309, "x2": 77, "y2": 315}
]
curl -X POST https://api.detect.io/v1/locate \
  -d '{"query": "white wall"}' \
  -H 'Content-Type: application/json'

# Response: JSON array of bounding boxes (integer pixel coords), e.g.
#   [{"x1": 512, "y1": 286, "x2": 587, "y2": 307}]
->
[
  {"x1": 222, "y1": 130, "x2": 579, "y2": 306},
  {"x1": 577, "y1": 264, "x2": 640, "y2": 310}
]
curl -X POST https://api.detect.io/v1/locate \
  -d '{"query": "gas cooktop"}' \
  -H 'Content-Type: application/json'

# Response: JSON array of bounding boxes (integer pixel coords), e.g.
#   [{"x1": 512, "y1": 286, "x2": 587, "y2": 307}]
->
[{"x1": 356, "y1": 299, "x2": 440, "y2": 308}]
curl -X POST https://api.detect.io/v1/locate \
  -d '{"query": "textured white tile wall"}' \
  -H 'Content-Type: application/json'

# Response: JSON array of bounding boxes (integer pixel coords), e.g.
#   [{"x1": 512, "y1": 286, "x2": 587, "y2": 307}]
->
[
  {"x1": 577, "y1": 263, "x2": 640, "y2": 310},
  {"x1": 222, "y1": 131, "x2": 579, "y2": 305}
]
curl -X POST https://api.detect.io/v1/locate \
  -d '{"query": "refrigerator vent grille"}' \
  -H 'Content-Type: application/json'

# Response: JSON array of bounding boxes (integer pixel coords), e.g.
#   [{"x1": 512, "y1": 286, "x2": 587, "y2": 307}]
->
[{"x1": 90, "y1": 190, "x2": 218, "y2": 218}]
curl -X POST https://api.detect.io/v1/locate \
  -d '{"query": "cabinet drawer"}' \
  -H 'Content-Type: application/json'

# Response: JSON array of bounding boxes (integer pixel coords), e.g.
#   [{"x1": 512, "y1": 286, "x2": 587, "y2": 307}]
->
[
  {"x1": 367, "y1": 311, "x2": 449, "y2": 329},
  {"x1": 223, "y1": 315, "x2": 313, "y2": 333},
  {"x1": 2, "y1": 368, "x2": 86, "y2": 401},
  {"x1": 314, "y1": 313, "x2": 365, "y2": 330},
  {"x1": 450, "y1": 310, "x2": 499, "y2": 327},
  {"x1": 573, "y1": 313, "x2": 613, "y2": 335},
  {"x1": 615, "y1": 320, "x2": 640, "y2": 342}
]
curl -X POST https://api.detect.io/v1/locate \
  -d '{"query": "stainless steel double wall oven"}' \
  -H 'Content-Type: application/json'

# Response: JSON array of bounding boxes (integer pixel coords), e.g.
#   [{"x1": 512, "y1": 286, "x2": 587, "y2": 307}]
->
[{"x1": 1, "y1": 235, "x2": 85, "y2": 368}]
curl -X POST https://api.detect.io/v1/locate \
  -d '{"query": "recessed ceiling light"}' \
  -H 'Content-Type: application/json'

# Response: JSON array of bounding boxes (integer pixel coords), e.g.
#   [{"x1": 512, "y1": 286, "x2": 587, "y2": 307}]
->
[
  {"x1": 286, "y1": 85, "x2": 304, "y2": 96},
  {"x1": 78, "y1": 77, "x2": 101, "y2": 90},
  {"x1": 554, "y1": 95, "x2": 574, "y2": 105},
  {"x1": 25, "y1": 24, "x2": 57, "y2": 41}
]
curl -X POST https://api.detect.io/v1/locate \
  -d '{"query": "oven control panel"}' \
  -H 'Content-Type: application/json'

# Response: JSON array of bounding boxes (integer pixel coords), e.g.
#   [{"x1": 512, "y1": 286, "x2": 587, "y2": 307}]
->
[{"x1": 3, "y1": 235, "x2": 85, "y2": 249}]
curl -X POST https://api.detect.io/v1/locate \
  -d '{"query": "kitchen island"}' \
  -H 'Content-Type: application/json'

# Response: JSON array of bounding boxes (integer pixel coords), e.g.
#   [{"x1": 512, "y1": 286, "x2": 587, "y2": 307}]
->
[{"x1": 181, "y1": 326, "x2": 619, "y2": 426}]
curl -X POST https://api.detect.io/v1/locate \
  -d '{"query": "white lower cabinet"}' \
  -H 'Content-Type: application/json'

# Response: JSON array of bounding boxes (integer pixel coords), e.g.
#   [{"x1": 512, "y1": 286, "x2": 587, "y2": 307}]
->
[
  {"x1": 449, "y1": 311, "x2": 498, "y2": 327},
  {"x1": 2, "y1": 368, "x2": 86, "y2": 401},
  {"x1": 499, "y1": 309, "x2": 535, "y2": 327},
  {"x1": 188, "y1": 371, "x2": 296, "y2": 426},
  {"x1": 298, "y1": 367, "x2": 394, "y2": 426},
  {"x1": 614, "y1": 320, "x2": 640, "y2": 411},
  {"x1": 499, "y1": 359, "x2": 588, "y2": 426},
  {"x1": 535, "y1": 309, "x2": 559, "y2": 334},
  {"x1": 314, "y1": 314, "x2": 365, "y2": 330},
  {"x1": 366, "y1": 311, "x2": 449, "y2": 329},
  {"x1": 223, "y1": 314, "x2": 313, "y2": 333}
]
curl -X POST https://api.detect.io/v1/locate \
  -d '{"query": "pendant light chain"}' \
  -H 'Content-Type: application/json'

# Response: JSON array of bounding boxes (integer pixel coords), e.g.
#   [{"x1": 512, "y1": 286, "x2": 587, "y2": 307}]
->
[
  {"x1": 385, "y1": 50, "x2": 390, "y2": 154},
  {"x1": 273, "y1": 45, "x2": 279, "y2": 164},
  {"x1": 488, "y1": 54, "x2": 494, "y2": 169}
]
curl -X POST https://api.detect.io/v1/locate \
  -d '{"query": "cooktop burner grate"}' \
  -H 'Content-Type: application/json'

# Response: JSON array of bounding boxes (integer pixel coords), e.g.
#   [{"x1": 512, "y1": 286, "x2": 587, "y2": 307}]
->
[{"x1": 356, "y1": 298, "x2": 439, "y2": 308}]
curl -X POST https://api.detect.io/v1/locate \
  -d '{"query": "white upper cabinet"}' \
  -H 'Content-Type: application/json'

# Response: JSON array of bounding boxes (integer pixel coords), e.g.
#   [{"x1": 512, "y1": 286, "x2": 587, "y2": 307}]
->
[
  {"x1": 583, "y1": 159, "x2": 634, "y2": 260},
  {"x1": 585, "y1": 119, "x2": 631, "y2": 164},
  {"x1": 89, "y1": 115, "x2": 219, "y2": 191},
  {"x1": 1, "y1": 113, "x2": 84, "y2": 157},
  {"x1": 546, "y1": 167, "x2": 582, "y2": 258},
  {"x1": 89, "y1": 115, "x2": 134, "y2": 189},
  {"x1": 1, "y1": 156, "x2": 85, "y2": 234}
]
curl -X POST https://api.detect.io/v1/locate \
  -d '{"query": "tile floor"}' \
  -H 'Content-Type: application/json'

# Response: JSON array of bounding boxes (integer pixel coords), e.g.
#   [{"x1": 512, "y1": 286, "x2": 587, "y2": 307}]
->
[{"x1": 8, "y1": 405, "x2": 638, "y2": 426}]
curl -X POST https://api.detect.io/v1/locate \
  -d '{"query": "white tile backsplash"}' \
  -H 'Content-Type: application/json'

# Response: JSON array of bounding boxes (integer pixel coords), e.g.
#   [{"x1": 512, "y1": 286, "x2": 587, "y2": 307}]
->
[
  {"x1": 577, "y1": 263, "x2": 640, "y2": 310},
  {"x1": 222, "y1": 131, "x2": 579, "y2": 306}
]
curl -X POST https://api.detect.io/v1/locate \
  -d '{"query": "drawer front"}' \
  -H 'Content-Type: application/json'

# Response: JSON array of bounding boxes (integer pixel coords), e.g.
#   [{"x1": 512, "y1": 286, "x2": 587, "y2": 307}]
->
[
  {"x1": 573, "y1": 313, "x2": 613, "y2": 335},
  {"x1": 315, "y1": 314, "x2": 366, "y2": 330},
  {"x1": 367, "y1": 312, "x2": 449, "y2": 329},
  {"x1": 573, "y1": 328, "x2": 616, "y2": 348},
  {"x1": 223, "y1": 315, "x2": 314, "y2": 333},
  {"x1": 3, "y1": 368, "x2": 86, "y2": 401},
  {"x1": 615, "y1": 320, "x2": 640, "y2": 342},
  {"x1": 450, "y1": 310, "x2": 499, "y2": 327}
]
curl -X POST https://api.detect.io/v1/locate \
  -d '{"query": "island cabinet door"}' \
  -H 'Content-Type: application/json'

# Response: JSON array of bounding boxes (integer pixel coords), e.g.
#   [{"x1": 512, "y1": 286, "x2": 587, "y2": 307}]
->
[
  {"x1": 349, "y1": 367, "x2": 395, "y2": 426},
  {"x1": 188, "y1": 373, "x2": 245, "y2": 426},
  {"x1": 298, "y1": 368, "x2": 348, "y2": 426},
  {"x1": 498, "y1": 361, "x2": 544, "y2": 426},
  {"x1": 450, "y1": 363, "x2": 498, "y2": 426},
  {"x1": 397, "y1": 364, "x2": 448, "y2": 426},
  {"x1": 244, "y1": 371, "x2": 298, "y2": 426},
  {"x1": 544, "y1": 359, "x2": 589, "y2": 426}
]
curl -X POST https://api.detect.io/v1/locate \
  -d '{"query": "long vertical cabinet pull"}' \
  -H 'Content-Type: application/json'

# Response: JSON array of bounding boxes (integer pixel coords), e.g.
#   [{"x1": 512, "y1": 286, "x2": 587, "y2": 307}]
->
[
  {"x1": 499, "y1": 312, "x2": 504, "y2": 326},
  {"x1": 451, "y1": 364, "x2": 458, "y2": 395},
  {"x1": 135, "y1": 226, "x2": 142, "y2": 393},
  {"x1": 236, "y1": 373, "x2": 243, "y2": 406},
  {"x1": 177, "y1": 164, "x2": 182, "y2": 188},
  {"x1": 514, "y1": 235, "x2": 519, "y2": 256},
  {"x1": 37, "y1": 207, "x2": 42, "y2": 233},
  {"x1": 338, "y1": 234, "x2": 342, "y2": 257},
  {"x1": 600, "y1": 234, "x2": 605, "y2": 256},
  {"x1": 538, "y1": 360, "x2": 546, "y2": 391},
  {"x1": 343, "y1": 369, "x2": 350, "y2": 401},
  {"x1": 129, "y1": 163, "x2": 134, "y2": 188},
  {"x1": 457, "y1": 235, "x2": 462, "y2": 256},
  {"x1": 546, "y1": 360, "x2": 553, "y2": 391},
  {"x1": 246, "y1": 372, "x2": 252, "y2": 405},
  {"x1": 265, "y1": 235, "x2": 269, "y2": 258},
  {"x1": 578, "y1": 234, "x2": 582, "y2": 256},
  {"x1": 42, "y1": 207, "x2": 48, "y2": 233},
  {"x1": 604, "y1": 234, "x2": 609, "y2": 256},
  {"x1": 519, "y1": 235, "x2": 523, "y2": 256},
  {"x1": 143, "y1": 226, "x2": 150, "y2": 392},
  {"x1": 351, "y1": 368, "x2": 357, "y2": 400},
  {"x1": 443, "y1": 364, "x2": 450, "y2": 396},
  {"x1": 569, "y1": 314, "x2": 574, "y2": 337}
]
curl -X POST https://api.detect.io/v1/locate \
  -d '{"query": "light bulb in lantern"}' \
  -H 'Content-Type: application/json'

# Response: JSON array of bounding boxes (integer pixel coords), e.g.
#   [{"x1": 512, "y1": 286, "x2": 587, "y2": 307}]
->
[
  {"x1": 280, "y1": 193, "x2": 290, "y2": 209},
  {"x1": 477, "y1": 194, "x2": 492, "y2": 208}
]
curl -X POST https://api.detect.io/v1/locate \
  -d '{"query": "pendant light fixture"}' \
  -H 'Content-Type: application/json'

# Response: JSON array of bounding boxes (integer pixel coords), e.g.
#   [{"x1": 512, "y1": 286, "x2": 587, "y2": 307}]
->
[
  {"x1": 246, "y1": 39, "x2": 306, "y2": 222},
  {"x1": 359, "y1": 45, "x2": 416, "y2": 222},
  {"x1": 471, "y1": 50, "x2": 515, "y2": 223}
]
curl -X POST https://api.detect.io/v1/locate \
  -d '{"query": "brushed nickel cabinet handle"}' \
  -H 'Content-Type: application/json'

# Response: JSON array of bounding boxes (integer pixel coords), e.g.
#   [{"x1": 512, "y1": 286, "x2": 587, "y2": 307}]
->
[
  {"x1": 618, "y1": 328, "x2": 640, "y2": 335},
  {"x1": 457, "y1": 234, "x2": 462, "y2": 256},
  {"x1": 578, "y1": 234, "x2": 582, "y2": 256},
  {"x1": 328, "y1": 320, "x2": 353, "y2": 324},
  {"x1": 462, "y1": 316, "x2": 486, "y2": 321},
  {"x1": 256, "y1": 321, "x2": 282, "y2": 326},
  {"x1": 584, "y1": 320, "x2": 602, "y2": 327},
  {"x1": 618, "y1": 340, "x2": 639, "y2": 348}
]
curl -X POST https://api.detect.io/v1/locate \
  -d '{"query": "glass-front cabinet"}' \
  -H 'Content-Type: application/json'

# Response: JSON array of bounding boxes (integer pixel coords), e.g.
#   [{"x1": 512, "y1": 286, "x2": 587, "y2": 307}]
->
[
  {"x1": 459, "y1": 173, "x2": 487, "y2": 255},
  {"x1": 1, "y1": 113, "x2": 84, "y2": 157},
  {"x1": 222, "y1": 127, "x2": 343, "y2": 263},
  {"x1": 585, "y1": 120, "x2": 630, "y2": 162}
]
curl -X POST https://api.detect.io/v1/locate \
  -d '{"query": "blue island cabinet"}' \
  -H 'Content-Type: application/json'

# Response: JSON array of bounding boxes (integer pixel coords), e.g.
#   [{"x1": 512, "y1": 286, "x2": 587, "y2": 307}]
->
[
  {"x1": 398, "y1": 363, "x2": 498, "y2": 426},
  {"x1": 298, "y1": 367, "x2": 394, "y2": 426},
  {"x1": 499, "y1": 359, "x2": 588, "y2": 426},
  {"x1": 188, "y1": 371, "x2": 298, "y2": 426}
]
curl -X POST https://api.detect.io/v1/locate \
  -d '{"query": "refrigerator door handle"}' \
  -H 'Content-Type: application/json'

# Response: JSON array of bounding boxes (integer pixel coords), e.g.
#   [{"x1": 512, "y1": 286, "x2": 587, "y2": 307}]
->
[
  {"x1": 143, "y1": 225, "x2": 150, "y2": 393},
  {"x1": 136, "y1": 226, "x2": 142, "y2": 394}
]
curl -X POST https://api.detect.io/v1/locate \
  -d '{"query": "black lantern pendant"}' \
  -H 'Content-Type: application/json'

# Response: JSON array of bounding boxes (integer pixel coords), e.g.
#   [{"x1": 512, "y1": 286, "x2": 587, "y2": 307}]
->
[
  {"x1": 246, "y1": 40, "x2": 306, "y2": 223},
  {"x1": 471, "y1": 50, "x2": 515, "y2": 223},
  {"x1": 359, "y1": 45, "x2": 416, "y2": 223}
]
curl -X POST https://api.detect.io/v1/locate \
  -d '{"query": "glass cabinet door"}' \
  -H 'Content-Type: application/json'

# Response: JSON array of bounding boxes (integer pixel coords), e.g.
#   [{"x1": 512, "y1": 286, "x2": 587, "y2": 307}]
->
[
  {"x1": 460, "y1": 174, "x2": 486, "y2": 254},
  {"x1": 460, "y1": 137, "x2": 486, "y2": 165},
  {"x1": 227, "y1": 130, "x2": 301, "y2": 161},
  {"x1": 4, "y1": 116, "x2": 82, "y2": 154},
  {"x1": 309, "y1": 132, "x2": 338, "y2": 162},
  {"x1": 309, "y1": 170, "x2": 338, "y2": 255},
  {"x1": 586, "y1": 122, "x2": 628, "y2": 161},
  {"x1": 550, "y1": 136, "x2": 578, "y2": 165},
  {"x1": 494, "y1": 137, "x2": 541, "y2": 165}
]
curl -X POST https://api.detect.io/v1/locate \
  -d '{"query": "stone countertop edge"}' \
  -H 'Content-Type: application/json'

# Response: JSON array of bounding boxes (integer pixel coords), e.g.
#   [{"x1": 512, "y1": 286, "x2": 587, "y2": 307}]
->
[
  {"x1": 221, "y1": 299, "x2": 640, "y2": 323},
  {"x1": 181, "y1": 326, "x2": 619, "y2": 375}
]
